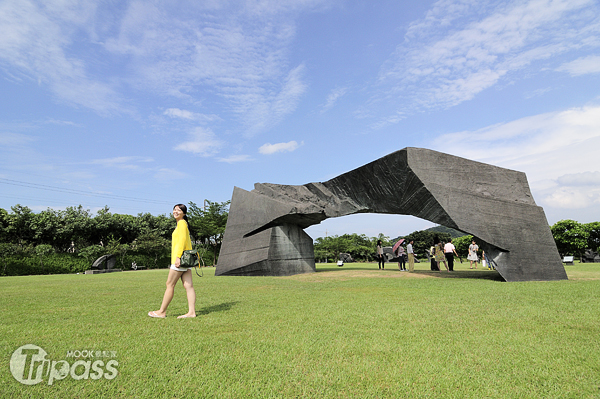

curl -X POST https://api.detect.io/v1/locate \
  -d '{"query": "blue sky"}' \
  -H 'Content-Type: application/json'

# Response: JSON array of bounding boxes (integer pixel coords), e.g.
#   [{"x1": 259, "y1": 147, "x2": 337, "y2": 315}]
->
[{"x1": 1, "y1": 0, "x2": 599, "y2": 240}]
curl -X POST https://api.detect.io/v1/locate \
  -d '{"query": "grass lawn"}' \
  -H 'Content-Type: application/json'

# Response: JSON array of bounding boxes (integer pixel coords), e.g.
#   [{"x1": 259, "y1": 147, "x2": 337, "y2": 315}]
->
[{"x1": 1, "y1": 260, "x2": 599, "y2": 398}]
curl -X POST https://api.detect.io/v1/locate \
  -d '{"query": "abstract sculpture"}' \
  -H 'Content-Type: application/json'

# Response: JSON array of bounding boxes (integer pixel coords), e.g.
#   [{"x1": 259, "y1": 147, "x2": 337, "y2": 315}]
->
[{"x1": 216, "y1": 147, "x2": 567, "y2": 282}]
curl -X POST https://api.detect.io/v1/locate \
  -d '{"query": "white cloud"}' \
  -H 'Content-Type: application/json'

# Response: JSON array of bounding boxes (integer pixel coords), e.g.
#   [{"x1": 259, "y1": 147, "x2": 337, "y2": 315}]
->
[
  {"x1": 259, "y1": 140, "x2": 301, "y2": 154},
  {"x1": 432, "y1": 105, "x2": 600, "y2": 210},
  {"x1": 557, "y1": 55, "x2": 600, "y2": 76},
  {"x1": 0, "y1": 0, "x2": 123, "y2": 113},
  {"x1": 217, "y1": 154, "x2": 254, "y2": 163},
  {"x1": 0, "y1": 132, "x2": 35, "y2": 147},
  {"x1": 90, "y1": 156, "x2": 154, "y2": 170},
  {"x1": 557, "y1": 171, "x2": 600, "y2": 186},
  {"x1": 0, "y1": 0, "x2": 322, "y2": 125},
  {"x1": 163, "y1": 108, "x2": 220, "y2": 123},
  {"x1": 105, "y1": 2, "x2": 314, "y2": 134},
  {"x1": 154, "y1": 168, "x2": 187, "y2": 181},
  {"x1": 321, "y1": 87, "x2": 348, "y2": 113},
  {"x1": 543, "y1": 187, "x2": 595, "y2": 209},
  {"x1": 373, "y1": 0, "x2": 600, "y2": 120},
  {"x1": 173, "y1": 127, "x2": 224, "y2": 156}
]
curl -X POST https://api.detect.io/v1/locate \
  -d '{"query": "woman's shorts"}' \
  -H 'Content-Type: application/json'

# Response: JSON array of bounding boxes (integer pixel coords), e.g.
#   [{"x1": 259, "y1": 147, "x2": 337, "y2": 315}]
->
[{"x1": 170, "y1": 264, "x2": 191, "y2": 272}]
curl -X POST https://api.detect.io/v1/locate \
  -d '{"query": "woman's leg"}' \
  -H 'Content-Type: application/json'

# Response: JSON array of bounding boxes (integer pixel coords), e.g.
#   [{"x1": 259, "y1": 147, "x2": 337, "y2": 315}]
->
[
  {"x1": 178, "y1": 269, "x2": 196, "y2": 318},
  {"x1": 153, "y1": 269, "x2": 183, "y2": 317}
]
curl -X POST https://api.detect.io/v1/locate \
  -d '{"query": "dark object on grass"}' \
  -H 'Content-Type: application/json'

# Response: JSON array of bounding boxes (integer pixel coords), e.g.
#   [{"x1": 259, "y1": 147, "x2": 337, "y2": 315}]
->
[
  {"x1": 339, "y1": 253, "x2": 353, "y2": 263},
  {"x1": 85, "y1": 254, "x2": 121, "y2": 274},
  {"x1": 216, "y1": 147, "x2": 567, "y2": 282},
  {"x1": 582, "y1": 249, "x2": 600, "y2": 263}
]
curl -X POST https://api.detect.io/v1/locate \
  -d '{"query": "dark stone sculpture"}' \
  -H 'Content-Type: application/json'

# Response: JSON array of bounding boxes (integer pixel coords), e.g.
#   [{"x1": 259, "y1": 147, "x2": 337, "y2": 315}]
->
[
  {"x1": 85, "y1": 254, "x2": 121, "y2": 274},
  {"x1": 339, "y1": 253, "x2": 354, "y2": 263},
  {"x1": 216, "y1": 147, "x2": 567, "y2": 282}
]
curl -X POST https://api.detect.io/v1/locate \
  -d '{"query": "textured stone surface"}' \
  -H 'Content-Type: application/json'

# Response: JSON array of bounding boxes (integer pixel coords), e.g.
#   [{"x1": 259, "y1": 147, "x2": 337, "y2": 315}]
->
[{"x1": 216, "y1": 147, "x2": 567, "y2": 281}]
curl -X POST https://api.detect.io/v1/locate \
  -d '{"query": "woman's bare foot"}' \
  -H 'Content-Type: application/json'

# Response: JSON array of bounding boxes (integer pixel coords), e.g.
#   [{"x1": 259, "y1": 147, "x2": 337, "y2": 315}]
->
[
  {"x1": 177, "y1": 313, "x2": 196, "y2": 319},
  {"x1": 148, "y1": 311, "x2": 166, "y2": 318}
]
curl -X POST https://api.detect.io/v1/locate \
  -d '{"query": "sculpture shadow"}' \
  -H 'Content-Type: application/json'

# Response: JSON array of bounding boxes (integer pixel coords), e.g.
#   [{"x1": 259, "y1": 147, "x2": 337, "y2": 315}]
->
[
  {"x1": 316, "y1": 265, "x2": 505, "y2": 281},
  {"x1": 414, "y1": 270, "x2": 505, "y2": 281},
  {"x1": 196, "y1": 301, "x2": 239, "y2": 316}
]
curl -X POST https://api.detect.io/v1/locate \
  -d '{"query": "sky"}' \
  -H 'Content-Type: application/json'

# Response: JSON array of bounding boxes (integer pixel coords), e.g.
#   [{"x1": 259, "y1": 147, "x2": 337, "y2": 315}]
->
[{"x1": 1, "y1": 0, "x2": 599, "y2": 241}]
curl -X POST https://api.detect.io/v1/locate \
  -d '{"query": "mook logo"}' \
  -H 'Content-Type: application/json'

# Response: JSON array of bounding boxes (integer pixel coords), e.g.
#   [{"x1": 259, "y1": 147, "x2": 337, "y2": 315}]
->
[{"x1": 10, "y1": 344, "x2": 119, "y2": 386}]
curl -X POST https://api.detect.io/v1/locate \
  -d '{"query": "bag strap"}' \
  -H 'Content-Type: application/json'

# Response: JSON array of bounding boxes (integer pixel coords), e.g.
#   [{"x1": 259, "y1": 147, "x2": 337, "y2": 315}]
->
[{"x1": 194, "y1": 250, "x2": 203, "y2": 277}]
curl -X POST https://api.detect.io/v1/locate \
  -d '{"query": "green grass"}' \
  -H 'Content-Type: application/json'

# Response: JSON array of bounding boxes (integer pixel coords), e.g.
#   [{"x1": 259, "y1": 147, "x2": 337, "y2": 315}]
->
[{"x1": 1, "y1": 261, "x2": 599, "y2": 398}]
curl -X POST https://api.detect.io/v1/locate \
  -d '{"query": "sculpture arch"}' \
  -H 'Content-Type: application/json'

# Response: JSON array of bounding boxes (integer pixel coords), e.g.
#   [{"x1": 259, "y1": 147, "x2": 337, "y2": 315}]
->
[{"x1": 216, "y1": 147, "x2": 567, "y2": 282}]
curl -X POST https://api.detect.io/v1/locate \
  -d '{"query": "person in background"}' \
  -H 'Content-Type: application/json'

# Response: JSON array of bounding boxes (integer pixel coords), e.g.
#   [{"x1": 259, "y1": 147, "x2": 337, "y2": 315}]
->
[
  {"x1": 376, "y1": 240, "x2": 385, "y2": 270},
  {"x1": 407, "y1": 240, "x2": 415, "y2": 273},
  {"x1": 468, "y1": 240, "x2": 479, "y2": 269},
  {"x1": 148, "y1": 204, "x2": 196, "y2": 319},
  {"x1": 397, "y1": 244, "x2": 406, "y2": 271},
  {"x1": 444, "y1": 239, "x2": 459, "y2": 272},
  {"x1": 429, "y1": 243, "x2": 439, "y2": 271},
  {"x1": 435, "y1": 242, "x2": 449, "y2": 272}
]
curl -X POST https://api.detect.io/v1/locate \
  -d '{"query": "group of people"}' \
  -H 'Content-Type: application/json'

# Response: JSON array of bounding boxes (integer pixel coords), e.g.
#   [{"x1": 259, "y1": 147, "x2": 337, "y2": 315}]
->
[
  {"x1": 382, "y1": 238, "x2": 483, "y2": 273},
  {"x1": 377, "y1": 239, "x2": 416, "y2": 272}
]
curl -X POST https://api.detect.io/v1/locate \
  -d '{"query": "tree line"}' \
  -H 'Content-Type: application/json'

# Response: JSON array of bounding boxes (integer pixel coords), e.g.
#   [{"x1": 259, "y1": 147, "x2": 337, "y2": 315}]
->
[
  {"x1": 1, "y1": 204, "x2": 597, "y2": 276},
  {"x1": 0, "y1": 201, "x2": 229, "y2": 276}
]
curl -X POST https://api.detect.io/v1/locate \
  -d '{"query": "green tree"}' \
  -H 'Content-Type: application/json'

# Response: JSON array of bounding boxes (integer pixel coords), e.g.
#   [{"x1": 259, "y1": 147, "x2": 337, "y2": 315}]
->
[
  {"x1": 0, "y1": 242, "x2": 20, "y2": 275},
  {"x1": 452, "y1": 235, "x2": 473, "y2": 260},
  {"x1": 7, "y1": 204, "x2": 35, "y2": 245},
  {"x1": 30, "y1": 208, "x2": 61, "y2": 247},
  {"x1": 133, "y1": 232, "x2": 169, "y2": 268},
  {"x1": 34, "y1": 244, "x2": 55, "y2": 272},
  {"x1": 187, "y1": 200, "x2": 229, "y2": 265},
  {"x1": 551, "y1": 220, "x2": 589, "y2": 260},
  {"x1": 58, "y1": 205, "x2": 94, "y2": 250},
  {"x1": 402, "y1": 230, "x2": 452, "y2": 259},
  {"x1": 106, "y1": 235, "x2": 130, "y2": 268},
  {"x1": 0, "y1": 208, "x2": 10, "y2": 244},
  {"x1": 78, "y1": 245, "x2": 107, "y2": 268},
  {"x1": 584, "y1": 222, "x2": 600, "y2": 253}
]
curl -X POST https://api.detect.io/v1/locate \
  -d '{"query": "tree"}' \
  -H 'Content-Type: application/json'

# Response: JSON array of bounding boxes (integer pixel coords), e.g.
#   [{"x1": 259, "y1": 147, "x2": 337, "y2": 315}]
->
[
  {"x1": 0, "y1": 208, "x2": 10, "y2": 244},
  {"x1": 34, "y1": 244, "x2": 54, "y2": 272},
  {"x1": 584, "y1": 222, "x2": 600, "y2": 253},
  {"x1": 58, "y1": 205, "x2": 94, "y2": 250},
  {"x1": 133, "y1": 232, "x2": 169, "y2": 268},
  {"x1": 551, "y1": 220, "x2": 589, "y2": 260},
  {"x1": 7, "y1": 204, "x2": 35, "y2": 245},
  {"x1": 0, "y1": 242, "x2": 20, "y2": 275},
  {"x1": 187, "y1": 200, "x2": 229, "y2": 265},
  {"x1": 78, "y1": 245, "x2": 107, "y2": 268},
  {"x1": 452, "y1": 235, "x2": 473, "y2": 260},
  {"x1": 31, "y1": 208, "x2": 61, "y2": 247},
  {"x1": 401, "y1": 230, "x2": 452, "y2": 259},
  {"x1": 106, "y1": 235, "x2": 130, "y2": 268}
]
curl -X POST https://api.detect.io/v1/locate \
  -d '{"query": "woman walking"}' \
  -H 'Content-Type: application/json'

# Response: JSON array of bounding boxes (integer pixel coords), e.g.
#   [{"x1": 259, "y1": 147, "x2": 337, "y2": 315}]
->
[
  {"x1": 376, "y1": 240, "x2": 385, "y2": 269},
  {"x1": 468, "y1": 240, "x2": 479, "y2": 269},
  {"x1": 148, "y1": 204, "x2": 196, "y2": 319},
  {"x1": 435, "y1": 242, "x2": 449, "y2": 272}
]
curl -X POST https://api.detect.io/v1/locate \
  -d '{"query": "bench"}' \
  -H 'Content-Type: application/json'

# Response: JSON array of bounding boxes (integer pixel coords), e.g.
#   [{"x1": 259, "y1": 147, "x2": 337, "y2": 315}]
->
[{"x1": 562, "y1": 256, "x2": 574, "y2": 265}]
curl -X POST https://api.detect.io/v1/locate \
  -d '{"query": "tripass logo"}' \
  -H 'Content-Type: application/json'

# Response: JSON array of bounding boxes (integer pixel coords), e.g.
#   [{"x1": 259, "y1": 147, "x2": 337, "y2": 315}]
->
[{"x1": 10, "y1": 344, "x2": 118, "y2": 386}]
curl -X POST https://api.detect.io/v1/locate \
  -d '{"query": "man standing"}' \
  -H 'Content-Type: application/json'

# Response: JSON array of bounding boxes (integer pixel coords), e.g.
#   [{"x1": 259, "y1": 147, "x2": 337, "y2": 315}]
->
[
  {"x1": 407, "y1": 240, "x2": 415, "y2": 273},
  {"x1": 444, "y1": 239, "x2": 459, "y2": 272}
]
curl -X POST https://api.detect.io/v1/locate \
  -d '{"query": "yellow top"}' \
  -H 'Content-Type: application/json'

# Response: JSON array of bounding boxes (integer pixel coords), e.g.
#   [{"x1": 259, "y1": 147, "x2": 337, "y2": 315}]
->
[{"x1": 171, "y1": 219, "x2": 192, "y2": 265}]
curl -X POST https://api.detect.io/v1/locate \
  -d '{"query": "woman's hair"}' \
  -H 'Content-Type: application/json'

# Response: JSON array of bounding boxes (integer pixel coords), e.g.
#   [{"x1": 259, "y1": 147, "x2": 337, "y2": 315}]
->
[{"x1": 377, "y1": 240, "x2": 382, "y2": 245}]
